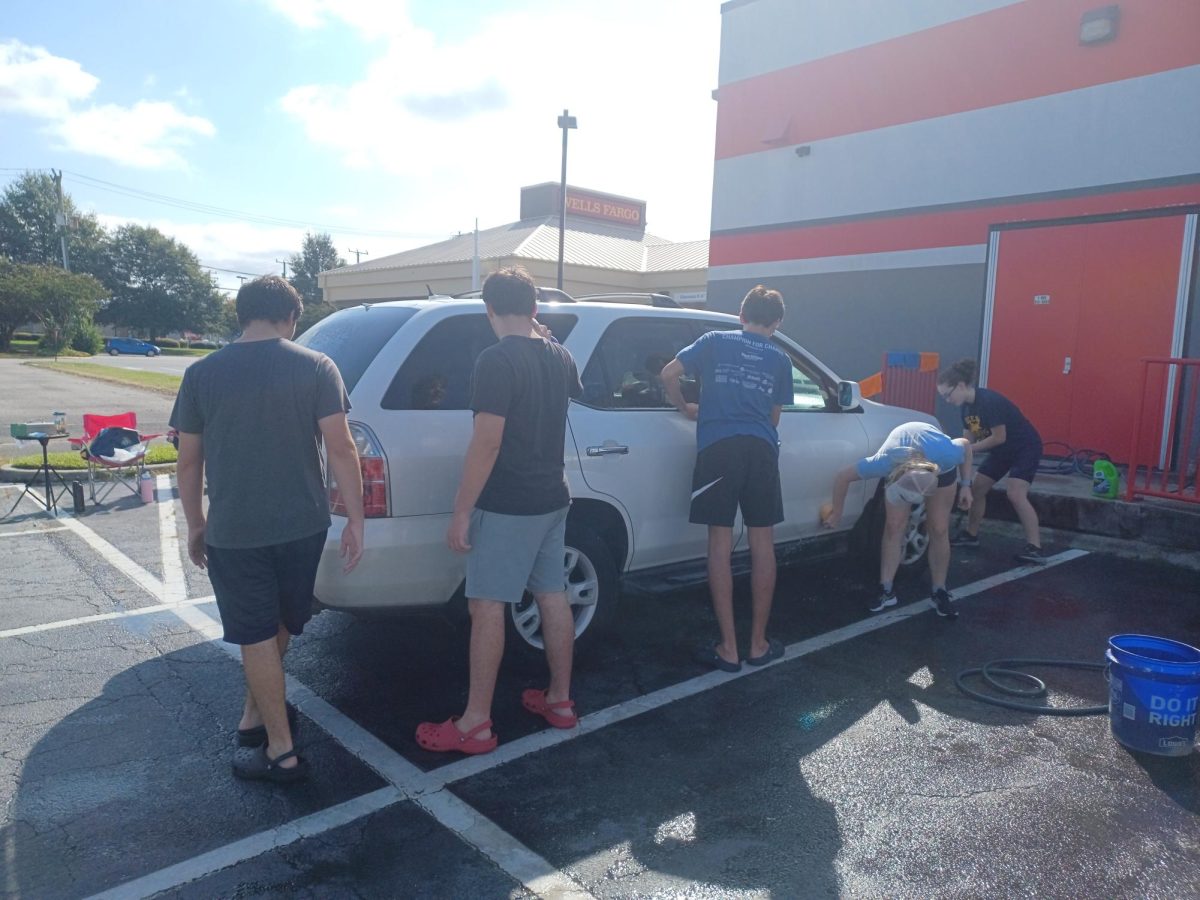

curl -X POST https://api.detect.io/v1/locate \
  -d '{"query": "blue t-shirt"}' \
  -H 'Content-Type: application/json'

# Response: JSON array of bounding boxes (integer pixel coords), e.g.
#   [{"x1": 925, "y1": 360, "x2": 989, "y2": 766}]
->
[
  {"x1": 857, "y1": 422, "x2": 964, "y2": 479},
  {"x1": 676, "y1": 330, "x2": 793, "y2": 452}
]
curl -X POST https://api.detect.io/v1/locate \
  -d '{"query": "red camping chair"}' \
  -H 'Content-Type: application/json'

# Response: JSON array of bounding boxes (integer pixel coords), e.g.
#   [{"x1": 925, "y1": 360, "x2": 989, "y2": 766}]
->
[{"x1": 69, "y1": 412, "x2": 165, "y2": 505}]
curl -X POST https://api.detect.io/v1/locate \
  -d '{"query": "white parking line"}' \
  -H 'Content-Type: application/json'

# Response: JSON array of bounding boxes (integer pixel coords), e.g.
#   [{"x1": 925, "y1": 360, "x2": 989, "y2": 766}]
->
[
  {"x1": 86, "y1": 787, "x2": 404, "y2": 900},
  {"x1": 0, "y1": 597, "x2": 215, "y2": 639},
  {"x1": 49, "y1": 477, "x2": 1088, "y2": 900},
  {"x1": 431, "y1": 548, "x2": 1092, "y2": 786},
  {"x1": 70, "y1": 477, "x2": 596, "y2": 900},
  {"x1": 0, "y1": 526, "x2": 68, "y2": 538}
]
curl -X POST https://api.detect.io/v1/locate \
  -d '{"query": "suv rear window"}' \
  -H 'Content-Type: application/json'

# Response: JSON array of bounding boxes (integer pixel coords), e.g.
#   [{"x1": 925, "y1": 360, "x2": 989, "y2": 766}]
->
[
  {"x1": 296, "y1": 305, "x2": 418, "y2": 392},
  {"x1": 381, "y1": 312, "x2": 578, "y2": 410}
]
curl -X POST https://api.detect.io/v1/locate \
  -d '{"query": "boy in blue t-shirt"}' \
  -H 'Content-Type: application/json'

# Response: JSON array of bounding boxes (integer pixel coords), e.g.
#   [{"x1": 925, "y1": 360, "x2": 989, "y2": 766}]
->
[{"x1": 661, "y1": 286, "x2": 793, "y2": 672}]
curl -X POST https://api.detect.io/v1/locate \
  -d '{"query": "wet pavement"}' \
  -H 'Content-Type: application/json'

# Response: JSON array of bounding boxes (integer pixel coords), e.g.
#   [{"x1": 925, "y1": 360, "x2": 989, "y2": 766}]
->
[{"x1": 0, "y1": 479, "x2": 1197, "y2": 899}]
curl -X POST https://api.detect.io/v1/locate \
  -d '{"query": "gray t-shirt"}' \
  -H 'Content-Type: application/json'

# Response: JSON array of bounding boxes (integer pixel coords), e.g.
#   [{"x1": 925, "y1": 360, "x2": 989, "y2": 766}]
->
[{"x1": 169, "y1": 338, "x2": 350, "y2": 549}]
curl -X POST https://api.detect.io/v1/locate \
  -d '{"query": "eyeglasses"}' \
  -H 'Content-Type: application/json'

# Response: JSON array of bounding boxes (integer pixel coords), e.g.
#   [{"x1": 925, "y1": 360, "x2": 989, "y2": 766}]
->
[{"x1": 937, "y1": 385, "x2": 956, "y2": 400}]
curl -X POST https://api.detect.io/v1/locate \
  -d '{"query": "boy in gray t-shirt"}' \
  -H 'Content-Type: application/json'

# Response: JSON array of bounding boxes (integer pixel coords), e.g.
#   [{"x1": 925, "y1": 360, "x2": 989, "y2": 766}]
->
[{"x1": 171, "y1": 276, "x2": 365, "y2": 783}]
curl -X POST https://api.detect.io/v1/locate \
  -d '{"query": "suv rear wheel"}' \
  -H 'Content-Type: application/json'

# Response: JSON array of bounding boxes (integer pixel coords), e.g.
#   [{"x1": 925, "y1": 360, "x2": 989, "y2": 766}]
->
[
  {"x1": 856, "y1": 490, "x2": 930, "y2": 574},
  {"x1": 505, "y1": 520, "x2": 619, "y2": 668}
]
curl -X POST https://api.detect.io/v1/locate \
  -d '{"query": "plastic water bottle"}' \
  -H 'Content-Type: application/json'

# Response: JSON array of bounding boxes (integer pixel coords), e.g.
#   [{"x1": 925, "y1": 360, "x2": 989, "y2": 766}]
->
[{"x1": 139, "y1": 471, "x2": 155, "y2": 504}]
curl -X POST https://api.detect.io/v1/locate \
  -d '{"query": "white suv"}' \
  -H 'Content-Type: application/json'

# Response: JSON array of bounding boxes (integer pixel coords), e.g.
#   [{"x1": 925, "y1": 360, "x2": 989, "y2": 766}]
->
[{"x1": 297, "y1": 294, "x2": 936, "y2": 663}]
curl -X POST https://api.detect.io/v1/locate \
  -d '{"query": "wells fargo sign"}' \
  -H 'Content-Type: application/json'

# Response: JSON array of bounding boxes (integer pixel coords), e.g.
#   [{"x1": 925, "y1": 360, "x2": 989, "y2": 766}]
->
[{"x1": 564, "y1": 189, "x2": 644, "y2": 226}]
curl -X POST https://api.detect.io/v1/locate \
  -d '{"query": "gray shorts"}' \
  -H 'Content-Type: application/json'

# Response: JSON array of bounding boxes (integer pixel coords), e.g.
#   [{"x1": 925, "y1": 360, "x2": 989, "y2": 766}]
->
[{"x1": 465, "y1": 505, "x2": 569, "y2": 603}]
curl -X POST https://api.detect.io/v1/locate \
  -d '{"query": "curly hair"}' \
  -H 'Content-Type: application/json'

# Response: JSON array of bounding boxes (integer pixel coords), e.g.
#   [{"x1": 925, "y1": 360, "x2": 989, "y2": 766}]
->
[{"x1": 937, "y1": 358, "x2": 978, "y2": 388}]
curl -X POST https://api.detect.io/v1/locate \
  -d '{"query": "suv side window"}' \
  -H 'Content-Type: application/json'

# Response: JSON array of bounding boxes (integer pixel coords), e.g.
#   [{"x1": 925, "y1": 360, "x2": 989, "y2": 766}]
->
[
  {"x1": 381, "y1": 312, "x2": 577, "y2": 410},
  {"x1": 579, "y1": 318, "x2": 698, "y2": 409},
  {"x1": 681, "y1": 320, "x2": 835, "y2": 412},
  {"x1": 773, "y1": 339, "x2": 836, "y2": 411}
]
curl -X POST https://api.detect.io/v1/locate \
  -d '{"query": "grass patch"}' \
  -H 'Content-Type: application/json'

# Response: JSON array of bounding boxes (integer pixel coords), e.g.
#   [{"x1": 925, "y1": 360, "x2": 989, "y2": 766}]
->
[
  {"x1": 25, "y1": 360, "x2": 182, "y2": 395},
  {"x1": 159, "y1": 347, "x2": 214, "y2": 357},
  {"x1": 9, "y1": 444, "x2": 178, "y2": 470},
  {"x1": 0, "y1": 343, "x2": 91, "y2": 359}
]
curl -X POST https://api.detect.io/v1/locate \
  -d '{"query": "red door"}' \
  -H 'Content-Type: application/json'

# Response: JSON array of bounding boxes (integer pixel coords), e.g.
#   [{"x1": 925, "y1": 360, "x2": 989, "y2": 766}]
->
[
  {"x1": 987, "y1": 214, "x2": 1185, "y2": 464},
  {"x1": 1069, "y1": 216, "x2": 1184, "y2": 463},
  {"x1": 987, "y1": 225, "x2": 1087, "y2": 446}
]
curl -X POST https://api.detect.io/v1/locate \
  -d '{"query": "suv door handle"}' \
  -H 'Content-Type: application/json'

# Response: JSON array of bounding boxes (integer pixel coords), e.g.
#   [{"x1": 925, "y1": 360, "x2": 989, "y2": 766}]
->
[{"x1": 586, "y1": 444, "x2": 629, "y2": 456}]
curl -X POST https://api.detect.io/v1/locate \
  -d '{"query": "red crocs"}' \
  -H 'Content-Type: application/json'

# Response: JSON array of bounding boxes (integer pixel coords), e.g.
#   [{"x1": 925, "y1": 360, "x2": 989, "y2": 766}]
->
[
  {"x1": 521, "y1": 689, "x2": 578, "y2": 729},
  {"x1": 415, "y1": 717, "x2": 498, "y2": 755}
]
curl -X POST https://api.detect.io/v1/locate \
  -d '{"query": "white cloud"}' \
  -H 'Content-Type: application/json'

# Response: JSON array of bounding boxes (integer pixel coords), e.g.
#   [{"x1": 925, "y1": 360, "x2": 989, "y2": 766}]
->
[
  {"x1": 262, "y1": 0, "x2": 417, "y2": 40},
  {"x1": 94, "y1": 213, "x2": 408, "y2": 290},
  {"x1": 0, "y1": 39, "x2": 98, "y2": 118},
  {"x1": 0, "y1": 39, "x2": 215, "y2": 170},
  {"x1": 52, "y1": 101, "x2": 216, "y2": 169},
  {"x1": 272, "y1": 1, "x2": 720, "y2": 239}
]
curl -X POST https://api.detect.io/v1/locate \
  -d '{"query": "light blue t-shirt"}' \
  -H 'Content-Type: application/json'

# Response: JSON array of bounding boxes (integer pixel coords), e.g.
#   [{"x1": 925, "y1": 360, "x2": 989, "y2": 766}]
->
[
  {"x1": 856, "y1": 422, "x2": 964, "y2": 479},
  {"x1": 676, "y1": 330, "x2": 793, "y2": 452}
]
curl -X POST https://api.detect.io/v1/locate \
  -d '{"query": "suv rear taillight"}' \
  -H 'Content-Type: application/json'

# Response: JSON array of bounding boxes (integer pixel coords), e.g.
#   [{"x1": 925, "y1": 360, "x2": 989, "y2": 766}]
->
[{"x1": 329, "y1": 422, "x2": 390, "y2": 518}]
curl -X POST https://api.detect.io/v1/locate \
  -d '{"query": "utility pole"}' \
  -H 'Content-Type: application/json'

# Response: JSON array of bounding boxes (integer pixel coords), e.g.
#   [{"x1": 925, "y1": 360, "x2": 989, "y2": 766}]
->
[
  {"x1": 275, "y1": 259, "x2": 288, "y2": 278},
  {"x1": 51, "y1": 169, "x2": 70, "y2": 271},
  {"x1": 556, "y1": 109, "x2": 577, "y2": 291},
  {"x1": 348, "y1": 248, "x2": 368, "y2": 264}
]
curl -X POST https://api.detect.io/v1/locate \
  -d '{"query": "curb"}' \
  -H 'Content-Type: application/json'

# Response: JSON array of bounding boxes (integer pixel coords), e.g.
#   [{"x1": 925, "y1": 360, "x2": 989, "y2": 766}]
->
[
  {"x1": 984, "y1": 484, "x2": 1200, "y2": 554},
  {"x1": 0, "y1": 462, "x2": 177, "y2": 484}
]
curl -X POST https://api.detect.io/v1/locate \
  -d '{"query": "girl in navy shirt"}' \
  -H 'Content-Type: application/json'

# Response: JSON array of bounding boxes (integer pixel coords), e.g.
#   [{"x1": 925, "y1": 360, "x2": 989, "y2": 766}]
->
[{"x1": 937, "y1": 359, "x2": 1046, "y2": 564}]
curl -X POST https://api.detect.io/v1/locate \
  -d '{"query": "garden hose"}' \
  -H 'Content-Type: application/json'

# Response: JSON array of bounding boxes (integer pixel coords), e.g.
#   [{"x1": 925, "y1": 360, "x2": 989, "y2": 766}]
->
[{"x1": 955, "y1": 658, "x2": 1109, "y2": 716}]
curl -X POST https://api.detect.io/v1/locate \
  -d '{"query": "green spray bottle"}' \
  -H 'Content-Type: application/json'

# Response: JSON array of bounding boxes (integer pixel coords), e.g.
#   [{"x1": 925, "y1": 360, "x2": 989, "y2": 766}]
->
[{"x1": 1092, "y1": 459, "x2": 1120, "y2": 499}]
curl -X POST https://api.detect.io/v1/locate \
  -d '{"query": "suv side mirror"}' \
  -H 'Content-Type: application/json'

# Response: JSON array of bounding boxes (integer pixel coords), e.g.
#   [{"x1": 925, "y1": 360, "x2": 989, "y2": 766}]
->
[{"x1": 838, "y1": 380, "x2": 862, "y2": 410}]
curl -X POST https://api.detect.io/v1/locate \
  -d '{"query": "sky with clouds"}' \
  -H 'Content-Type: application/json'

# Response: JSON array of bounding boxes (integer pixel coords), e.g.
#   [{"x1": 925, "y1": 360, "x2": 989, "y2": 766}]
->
[{"x1": 1, "y1": 0, "x2": 721, "y2": 292}]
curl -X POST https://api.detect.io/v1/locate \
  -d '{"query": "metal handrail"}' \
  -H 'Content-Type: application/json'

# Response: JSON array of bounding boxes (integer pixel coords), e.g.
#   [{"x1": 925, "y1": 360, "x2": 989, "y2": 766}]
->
[{"x1": 1125, "y1": 357, "x2": 1199, "y2": 504}]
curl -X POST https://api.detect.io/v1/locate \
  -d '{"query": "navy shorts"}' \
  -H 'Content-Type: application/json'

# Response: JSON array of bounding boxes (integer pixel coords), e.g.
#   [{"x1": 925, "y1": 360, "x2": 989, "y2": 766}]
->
[
  {"x1": 689, "y1": 435, "x2": 783, "y2": 528},
  {"x1": 978, "y1": 439, "x2": 1042, "y2": 484},
  {"x1": 205, "y1": 531, "x2": 327, "y2": 645}
]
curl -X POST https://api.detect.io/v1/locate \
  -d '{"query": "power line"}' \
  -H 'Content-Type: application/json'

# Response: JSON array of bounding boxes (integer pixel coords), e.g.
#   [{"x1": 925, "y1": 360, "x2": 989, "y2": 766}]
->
[{"x1": 0, "y1": 168, "x2": 442, "y2": 240}]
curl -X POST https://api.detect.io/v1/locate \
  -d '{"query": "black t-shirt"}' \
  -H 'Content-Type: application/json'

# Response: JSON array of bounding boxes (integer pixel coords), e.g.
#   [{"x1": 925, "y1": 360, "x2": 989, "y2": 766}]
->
[
  {"x1": 170, "y1": 338, "x2": 350, "y2": 548},
  {"x1": 470, "y1": 336, "x2": 583, "y2": 515},
  {"x1": 961, "y1": 387, "x2": 1041, "y2": 449}
]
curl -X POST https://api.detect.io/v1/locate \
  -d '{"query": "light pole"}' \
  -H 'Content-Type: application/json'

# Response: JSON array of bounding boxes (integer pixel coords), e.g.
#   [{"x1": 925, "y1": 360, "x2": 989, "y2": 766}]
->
[{"x1": 556, "y1": 109, "x2": 577, "y2": 291}]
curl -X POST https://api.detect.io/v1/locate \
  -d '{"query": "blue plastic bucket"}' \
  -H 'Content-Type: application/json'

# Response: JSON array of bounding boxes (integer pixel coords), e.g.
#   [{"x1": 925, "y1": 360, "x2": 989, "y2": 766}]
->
[{"x1": 1107, "y1": 634, "x2": 1200, "y2": 756}]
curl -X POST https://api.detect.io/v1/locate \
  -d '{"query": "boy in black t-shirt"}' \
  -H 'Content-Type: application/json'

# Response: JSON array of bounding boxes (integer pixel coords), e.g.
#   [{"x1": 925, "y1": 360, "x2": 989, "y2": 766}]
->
[
  {"x1": 416, "y1": 266, "x2": 583, "y2": 755},
  {"x1": 937, "y1": 358, "x2": 1047, "y2": 564}
]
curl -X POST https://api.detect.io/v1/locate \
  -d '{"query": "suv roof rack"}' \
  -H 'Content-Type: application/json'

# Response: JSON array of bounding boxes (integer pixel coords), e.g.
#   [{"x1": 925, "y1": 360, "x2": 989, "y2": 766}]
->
[
  {"x1": 576, "y1": 292, "x2": 681, "y2": 309},
  {"x1": 450, "y1": 287, "x2": 578, "y2": 304}
]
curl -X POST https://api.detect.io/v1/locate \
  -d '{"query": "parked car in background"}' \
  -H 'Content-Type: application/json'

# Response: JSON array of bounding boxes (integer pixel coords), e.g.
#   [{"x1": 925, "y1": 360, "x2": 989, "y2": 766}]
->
[
  {"x1": 296, "y1": 293, "x2": 939, "y2": 665},
  {"x1": 105, "y1": 337, "x2": 161, "y2": 357}
]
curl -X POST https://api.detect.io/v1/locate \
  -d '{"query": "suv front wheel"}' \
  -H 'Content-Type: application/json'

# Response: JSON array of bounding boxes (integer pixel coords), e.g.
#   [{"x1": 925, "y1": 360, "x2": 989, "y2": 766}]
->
[{"x1": 505, "y1": 520, "x2": 619, "y2": 668}]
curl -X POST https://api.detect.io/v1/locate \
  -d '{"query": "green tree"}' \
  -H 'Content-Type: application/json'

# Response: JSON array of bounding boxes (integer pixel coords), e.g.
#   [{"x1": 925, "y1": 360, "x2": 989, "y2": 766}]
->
[
  {"x1": 17, "y1": 263, "x2": 105, "y2": 355},
  {"x1": 0, "y1": 171, "x2": 110, "y2": 280},
  {"x1": 0, "y1": 258, "x2": 35, "y2": 351},
  {"x1": 99, "y1": 224, "x2": 224, "y2": 340},
  {"x1": 289, "y1": 232, "x2": 345, "y2": 334}
]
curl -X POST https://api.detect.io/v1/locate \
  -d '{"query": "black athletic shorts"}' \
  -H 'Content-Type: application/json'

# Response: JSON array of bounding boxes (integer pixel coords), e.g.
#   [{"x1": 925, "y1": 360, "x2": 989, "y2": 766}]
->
[
  {"x1": 937, "y1": 468, "x2": 957, "y2": 489},
  {"x1": 978, "y1": 438, "x2": 1042, "y2": 484},
  {"x1": 206, "y1": 530, "x2": 327, "y2": 645},
  {"x1": 689, "y1": 435, "x2": 783, "y2": 528}
]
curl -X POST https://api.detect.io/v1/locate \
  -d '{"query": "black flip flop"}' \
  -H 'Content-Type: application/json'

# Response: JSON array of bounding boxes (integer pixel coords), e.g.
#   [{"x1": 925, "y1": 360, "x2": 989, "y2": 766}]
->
[
  {"x1": 745, "y1": 638, "x2": 785, "y2": 667},
  {"x1": 694, "y1": 640, "x2": 741, "y2": 673},
  {"x1": 236, "y1": 702, "x2": 298, "y2": 748},
  {"x1": 232, "y1": 745, "x2": 310, "y2": 784}
]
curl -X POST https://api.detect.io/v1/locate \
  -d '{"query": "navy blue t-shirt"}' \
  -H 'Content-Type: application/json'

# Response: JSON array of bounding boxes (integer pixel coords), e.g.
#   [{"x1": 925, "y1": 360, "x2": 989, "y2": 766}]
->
[
  {"x1": 961, "y1": 387, "x2": 1041, "y2": 450},
  {"x1": 675, "y1": 330, "x2": 793, "y2": 452}
]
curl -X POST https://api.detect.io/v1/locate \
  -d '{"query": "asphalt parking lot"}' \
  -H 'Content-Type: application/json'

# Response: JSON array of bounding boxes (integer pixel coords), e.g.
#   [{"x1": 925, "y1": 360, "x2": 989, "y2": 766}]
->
[{"x1": 1, "y1": 477, "x2": 1197, "y2": 899}]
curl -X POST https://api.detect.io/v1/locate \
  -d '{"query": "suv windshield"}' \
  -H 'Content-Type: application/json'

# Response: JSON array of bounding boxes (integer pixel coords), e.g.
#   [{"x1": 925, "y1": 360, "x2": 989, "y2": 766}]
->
[{"x1": 296, "y1": 305, "x2": 418, "y2": 392}]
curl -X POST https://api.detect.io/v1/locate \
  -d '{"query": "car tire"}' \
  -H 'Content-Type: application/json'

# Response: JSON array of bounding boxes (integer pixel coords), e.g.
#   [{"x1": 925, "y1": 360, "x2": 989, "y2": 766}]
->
[
  {"x1": 504, "y1": 519, "x2": 619, "y2": 670},
  {"x1": 858, "y1": 488, "x2": 930, "y2": 576},
  {"x1": 146, "y1": 350, "x2": 155, "y2": 357},
  {"x1": 108, "y1": 348, "x2": 119, "y2": 356}
]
